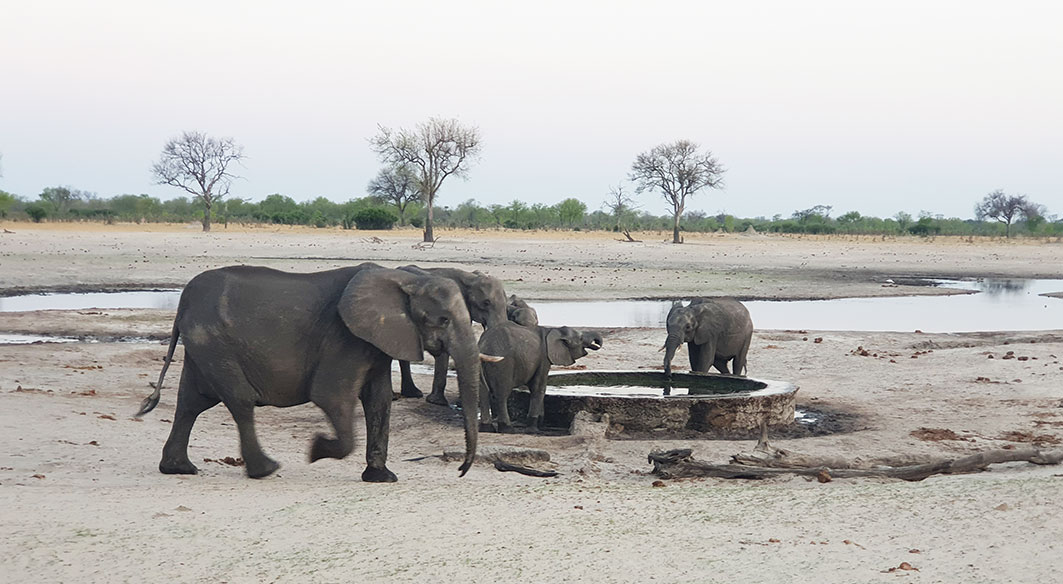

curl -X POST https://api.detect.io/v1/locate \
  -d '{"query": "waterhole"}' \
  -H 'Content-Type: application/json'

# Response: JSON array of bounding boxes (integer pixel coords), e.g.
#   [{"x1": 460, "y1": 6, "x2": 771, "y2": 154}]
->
[{"x1": 1, "y1": 278, "x2": 1060, "y2": 332}]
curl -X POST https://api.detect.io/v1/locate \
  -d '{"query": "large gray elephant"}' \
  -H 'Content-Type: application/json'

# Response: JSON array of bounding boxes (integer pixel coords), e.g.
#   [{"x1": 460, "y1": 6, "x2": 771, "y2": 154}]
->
[
  {"x1": 478, "y1": 323, "x2": 603, "y2": 432},
  {"x1": 135, "y1": 264, "x2": 483, "y2": 482},
  {"x1": 396, "y1": 265, "x2": 508, "y2": 405},
  {"x1": 662, "y1": 298, "x2": 753, "y2": 376}
]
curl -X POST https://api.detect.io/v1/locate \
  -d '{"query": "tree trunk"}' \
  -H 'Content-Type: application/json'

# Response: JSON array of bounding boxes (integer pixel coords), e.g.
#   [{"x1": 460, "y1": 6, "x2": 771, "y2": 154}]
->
[
  {"x1": 201, "y1": 203, "x2": 211, "y2": 232},
  {"x1": 672, "y1": 211, "x2": 681, "y2": 243},
  {"x1": 424, "y1": 197, "x2": 435, "y2": 242}
]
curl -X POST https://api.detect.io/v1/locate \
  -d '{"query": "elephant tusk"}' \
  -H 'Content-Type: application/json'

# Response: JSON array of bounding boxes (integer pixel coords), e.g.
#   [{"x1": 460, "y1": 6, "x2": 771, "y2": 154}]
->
[
  {"x1": 480, "y1": 353, "x2": 504, "y2": 363},
  {"x1": 589, "y1": 341, "x2": 602, "y2": 350}
]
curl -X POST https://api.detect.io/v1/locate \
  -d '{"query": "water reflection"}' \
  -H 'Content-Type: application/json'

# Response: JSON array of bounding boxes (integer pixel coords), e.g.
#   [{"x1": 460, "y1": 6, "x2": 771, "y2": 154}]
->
[
  {"x1": 1, "y1": 279, "x2": 1060, "y2": 333},
  {"x1": 534, "y1": 279, "x2": 1063, "y2": 332},
  {"x1": 0, "y1": 290, "x2": 181, "y2": 312}
]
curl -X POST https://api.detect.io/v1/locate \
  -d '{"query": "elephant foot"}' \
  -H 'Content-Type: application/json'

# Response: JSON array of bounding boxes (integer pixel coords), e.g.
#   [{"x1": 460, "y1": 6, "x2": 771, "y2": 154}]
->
[
  {"x1": 309, "y1": 434, "x2": 351, "y2": 462},
  {"x1": 479, "y1": 422, "x2": 497, "y2": 433},
  {"x1": 526, "y1": 416, "x2": 544, "y2": 434},
  {"x1": 497, "y1": 422, "x2": 516, "y2": 434},
  {"x1": 425, "y1": 391, "x2": 449, "y2": 406},
  {"x1": 245, "y1": 456, "x2": 280, "y2": 479},
  {"x1": 362, "y1": 466, "x2": 398, "y2": 483},
  {"x1": 159, "y1": 457, "x2": 198, "y2": 475},
  {"x1": 400, "y1": 383, "x2": 424, "y2": 398}
]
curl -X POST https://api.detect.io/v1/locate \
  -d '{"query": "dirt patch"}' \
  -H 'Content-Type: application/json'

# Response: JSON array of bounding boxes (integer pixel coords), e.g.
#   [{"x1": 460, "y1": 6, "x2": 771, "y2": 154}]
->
[{"x1": 910, "y1": 427, "x2": 975, "y2": 442}]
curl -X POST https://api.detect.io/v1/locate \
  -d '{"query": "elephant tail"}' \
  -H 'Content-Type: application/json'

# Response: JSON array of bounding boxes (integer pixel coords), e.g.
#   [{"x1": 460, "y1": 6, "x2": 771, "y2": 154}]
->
[{"x1": 135, "y1": 319, "x2": 180, "y2": 417}]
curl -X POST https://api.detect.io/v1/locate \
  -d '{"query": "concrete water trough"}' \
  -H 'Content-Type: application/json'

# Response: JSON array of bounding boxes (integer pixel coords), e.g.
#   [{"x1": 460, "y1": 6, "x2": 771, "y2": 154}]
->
[{"x1": 508, "y1": 370, "x2": 798, "y2": 437}]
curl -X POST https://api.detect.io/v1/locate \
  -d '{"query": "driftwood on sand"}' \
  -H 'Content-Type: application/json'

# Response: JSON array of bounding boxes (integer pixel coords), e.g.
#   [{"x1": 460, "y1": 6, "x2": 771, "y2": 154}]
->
[{"x1": 649, "y1": 425, "x2": 1063, "y2": 482}]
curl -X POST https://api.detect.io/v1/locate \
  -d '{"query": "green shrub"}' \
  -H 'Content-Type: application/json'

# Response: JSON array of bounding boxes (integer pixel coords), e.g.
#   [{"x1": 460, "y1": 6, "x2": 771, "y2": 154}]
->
[
  {"x1": 352, "y1": 208, "x2": 398, "y2": 230},
  {"x1": 25, "y1": 203, "x2": 48, "y2": 222}
]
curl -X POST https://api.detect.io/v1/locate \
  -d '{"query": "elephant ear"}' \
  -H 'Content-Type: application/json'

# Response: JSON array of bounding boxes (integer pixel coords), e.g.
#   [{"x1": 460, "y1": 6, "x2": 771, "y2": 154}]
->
[
  {"x1": 691, "y1": 304, "x2": 715, "y2": 345},
  {"x1": 338, "y1": 269, "x2": 423, "y2": 362},
  {"x1": 546, "y1": 328, "x2": 576, "y2": 366}
]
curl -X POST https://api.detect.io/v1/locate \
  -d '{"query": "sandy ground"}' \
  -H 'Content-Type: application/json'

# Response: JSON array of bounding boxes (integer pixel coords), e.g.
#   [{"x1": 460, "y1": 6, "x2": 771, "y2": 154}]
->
[{"x1": 1, "y1": 223, "x2": 1062, "y2": 583}]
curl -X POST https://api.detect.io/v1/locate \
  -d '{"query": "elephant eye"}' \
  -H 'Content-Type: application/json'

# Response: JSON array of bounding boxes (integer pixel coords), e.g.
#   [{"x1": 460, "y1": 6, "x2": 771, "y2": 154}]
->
[{"x1": 435, "y1": 315, "x2": 450, "y2": 327}]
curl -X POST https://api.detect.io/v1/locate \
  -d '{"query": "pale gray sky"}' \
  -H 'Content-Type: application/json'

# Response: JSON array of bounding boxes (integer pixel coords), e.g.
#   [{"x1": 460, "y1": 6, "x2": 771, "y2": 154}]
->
[{"x1": 2, "y1": 1, "x2": 1060, "y2": 219}]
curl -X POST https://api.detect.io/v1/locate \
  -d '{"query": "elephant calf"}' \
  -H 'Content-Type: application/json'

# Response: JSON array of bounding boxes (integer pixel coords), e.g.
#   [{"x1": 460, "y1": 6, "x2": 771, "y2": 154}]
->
[
  {"x1": 663, "y1": 298, "x2": 753, "y2": 376},
  {"x1": 506, "y1": 294, "x2": 538, "y2": 327},
  {"x1": 478, "y1": 323, "x2": 603, "y2": 432}
]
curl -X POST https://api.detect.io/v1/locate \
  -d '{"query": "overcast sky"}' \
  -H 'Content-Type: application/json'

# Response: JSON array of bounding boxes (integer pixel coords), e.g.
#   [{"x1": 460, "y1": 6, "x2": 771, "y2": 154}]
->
[{"x1": 2, "y1": 1, "x2": 1060, "y2": 219}]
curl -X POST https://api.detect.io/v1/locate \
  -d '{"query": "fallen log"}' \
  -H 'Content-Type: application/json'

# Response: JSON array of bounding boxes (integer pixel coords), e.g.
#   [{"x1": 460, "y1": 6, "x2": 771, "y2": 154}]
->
[{"x1": 648, "y1": 447, "x2": 1063, "y2": 482}]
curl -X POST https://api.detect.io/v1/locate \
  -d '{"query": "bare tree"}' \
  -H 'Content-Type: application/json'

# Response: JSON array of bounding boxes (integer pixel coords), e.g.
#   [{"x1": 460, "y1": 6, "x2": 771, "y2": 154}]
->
[
  {"x1": 370, "y1": 118, "x2": 482, "y2": 242},
  {"x1": 629, "y1": 140, "x2": 725, "y2": 243},
  {"x1": 151, "y1": 131, "x2": 244, "y2": 232},
  {"x1": 367, "y1": 164, "x2": 420, "y2": 226},
  {"x1": 603, "y1": 183, "x2": 638, "y2": 232},
  {"x1": 975, "y1": 189, "x2": 1037, "y2": 237}
]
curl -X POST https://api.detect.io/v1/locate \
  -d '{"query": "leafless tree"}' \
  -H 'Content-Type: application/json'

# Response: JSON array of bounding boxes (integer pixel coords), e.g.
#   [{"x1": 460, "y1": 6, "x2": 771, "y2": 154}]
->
[
  {"x1": 629, "y1": 140, "x2": 725, "y2": 243},
  {"x1": 370, "y1": 118, "x2": 482, "y2": 242},
  {"x1": 974, "y1": 189, "x2": 1037, "y2": 237},
  {"x1": 603, "y1": 182, "x2": 638, "y2": 232},
  {"x1": 367, "y1": 164, "x2": 420, "y2": 226},
  {"x1": 151, "y1": 131, "x2": 244, "y2": 232}
]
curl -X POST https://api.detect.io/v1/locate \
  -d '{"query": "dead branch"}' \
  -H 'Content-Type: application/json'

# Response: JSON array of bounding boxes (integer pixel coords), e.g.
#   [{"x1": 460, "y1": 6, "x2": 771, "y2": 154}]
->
[
  {"x1": 649, "y1": 447, "x2": 1063, "y2": 482},
  {"x1": 411, "y1": 238, "x2": 439, "y2": 250},
  {"x1": 617, "y1": 230, "x2": 641, "y2": 242}
]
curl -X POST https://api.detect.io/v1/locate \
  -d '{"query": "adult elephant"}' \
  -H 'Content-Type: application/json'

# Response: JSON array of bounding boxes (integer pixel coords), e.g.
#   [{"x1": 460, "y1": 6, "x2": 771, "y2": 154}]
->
[
  {"x1": 135, "y1": 264, "x2": 484, "y2": 482},
  {"x1": 478, "y1": 323, "x2": 603, "y2": 432},
  {"x1": 396, "y1": 265, "x2": 508, "y2": 405},
  {"x1": 663, "y1": 298, "x2": 753, "y2": 377}
]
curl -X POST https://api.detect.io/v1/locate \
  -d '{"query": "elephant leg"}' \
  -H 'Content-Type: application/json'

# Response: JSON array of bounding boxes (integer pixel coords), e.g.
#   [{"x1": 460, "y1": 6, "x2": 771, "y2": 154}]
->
[
  {"x1": 483, "y1": 363, "x2": 514, "y2": 432},
  {"x1": 360, "y1": 362, "x2": 397, "y2": 482},
  {"x1": 309, "y1": 384, "x2": 358, "y2": 463},
  {"x1": 159, "y1": 360, "x2": 220, "y2": 475},
  {"x1": 424, "y1": 352, "x2": 450, "y2": 406},
  {"x1": 688, "y1": 342, "x2": 705, "y2": 372},
  {"x1": 698, "y1": 342, "x2": 721, "y2": 374},
  {"x1": 398, "y1": 360, "x2": 423, "y2": 398},
  {"x1": 526, "y1": 371, "x2": 547, "y2": 432},
  {"x1": 733, "y1": 340, "x2": 751, "y2": 376},
  {"x1": 221, "y1": 399, "x2": 278, "y2": 479},
  {"x1": 713, "y1": 356, "x2": 732, "y2": 375},
  {"x1": 478, "y1": 373, "x2": 494, "y2": 433}
]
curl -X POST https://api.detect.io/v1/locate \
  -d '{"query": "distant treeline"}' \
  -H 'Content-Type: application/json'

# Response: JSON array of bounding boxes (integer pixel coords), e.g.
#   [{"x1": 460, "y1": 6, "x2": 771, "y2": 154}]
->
[{"x1": 0, "y1": 188, "x2": 1059, "y2": 237}]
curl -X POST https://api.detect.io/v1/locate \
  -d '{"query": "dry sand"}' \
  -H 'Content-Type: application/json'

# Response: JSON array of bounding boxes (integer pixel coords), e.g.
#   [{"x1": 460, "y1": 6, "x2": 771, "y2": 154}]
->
[{"x1": 1, "y1": 223, "x2": 1062, "y2": 583}]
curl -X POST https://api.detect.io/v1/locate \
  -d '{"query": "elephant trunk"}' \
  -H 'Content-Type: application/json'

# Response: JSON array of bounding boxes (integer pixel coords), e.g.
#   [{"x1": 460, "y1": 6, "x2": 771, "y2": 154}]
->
[
  {"x1": 663, "y1": 332, "x2": 682, "y2": 375},
  {"x1": 449, "y1": 329, "x2": 481, "y2": 476}
]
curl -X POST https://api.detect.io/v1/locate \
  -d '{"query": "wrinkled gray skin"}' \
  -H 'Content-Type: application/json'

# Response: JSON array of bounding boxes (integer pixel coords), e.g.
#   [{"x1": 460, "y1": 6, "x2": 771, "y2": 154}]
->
[
  {"x1": 478, "y1": 323, "x2": 603, "y2": 432},
  {"x1": 396, "y1": 266, "x2": 508, "y2": 406},
  {"x1": 136, "y1": 264, "x2": 481, "y2": 482},
  {"x1": 506, "y1": 294, "x2": 539, "y2": 327},
  {"x1": 663, "y1": 298, "x2": 753, "y2": 376}
]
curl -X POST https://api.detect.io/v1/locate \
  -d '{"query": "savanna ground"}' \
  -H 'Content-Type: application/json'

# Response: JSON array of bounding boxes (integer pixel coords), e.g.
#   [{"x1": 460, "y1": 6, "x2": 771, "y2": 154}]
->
[{"x1": 1, "y1": 222, "x2": 1061, "y2": 583}]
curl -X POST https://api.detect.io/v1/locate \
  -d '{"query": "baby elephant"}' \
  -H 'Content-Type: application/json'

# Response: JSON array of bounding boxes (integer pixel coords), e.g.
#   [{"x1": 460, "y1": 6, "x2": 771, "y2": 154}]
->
[
  {"x1": 663, "y1": 298, "x2": 753, "y2": 376},
  {"x1": 478, "y1": 322, "x2": 603, "y2": 432},
  {"x1": 506, "y1": 294, "x2": 539, "y2": 327}
]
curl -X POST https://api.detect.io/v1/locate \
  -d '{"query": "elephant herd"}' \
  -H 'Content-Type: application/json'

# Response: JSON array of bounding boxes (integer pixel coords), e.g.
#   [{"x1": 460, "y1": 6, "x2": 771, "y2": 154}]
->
[{"x1": 136, "y1": 263, "x2": 752, "y2": 482}]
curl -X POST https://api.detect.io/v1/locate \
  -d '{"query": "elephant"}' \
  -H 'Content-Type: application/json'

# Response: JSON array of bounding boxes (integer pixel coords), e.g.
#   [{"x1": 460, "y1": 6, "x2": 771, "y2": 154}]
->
[
  {"x1": 662, "y1": 298, "x2": 753, "y2": 376},
  {"x1": 135, "y1": 264, "x2": 485, "y2": 482},
  {"x1": 506, "y1": 294, "x2": 538, "y2": 327},
  {"x1": 395, "y1": 265, "x2": 508, "y2": 405},
  {"x1": 477, "y1": 323, "x2": 603, "y2": 432}
]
